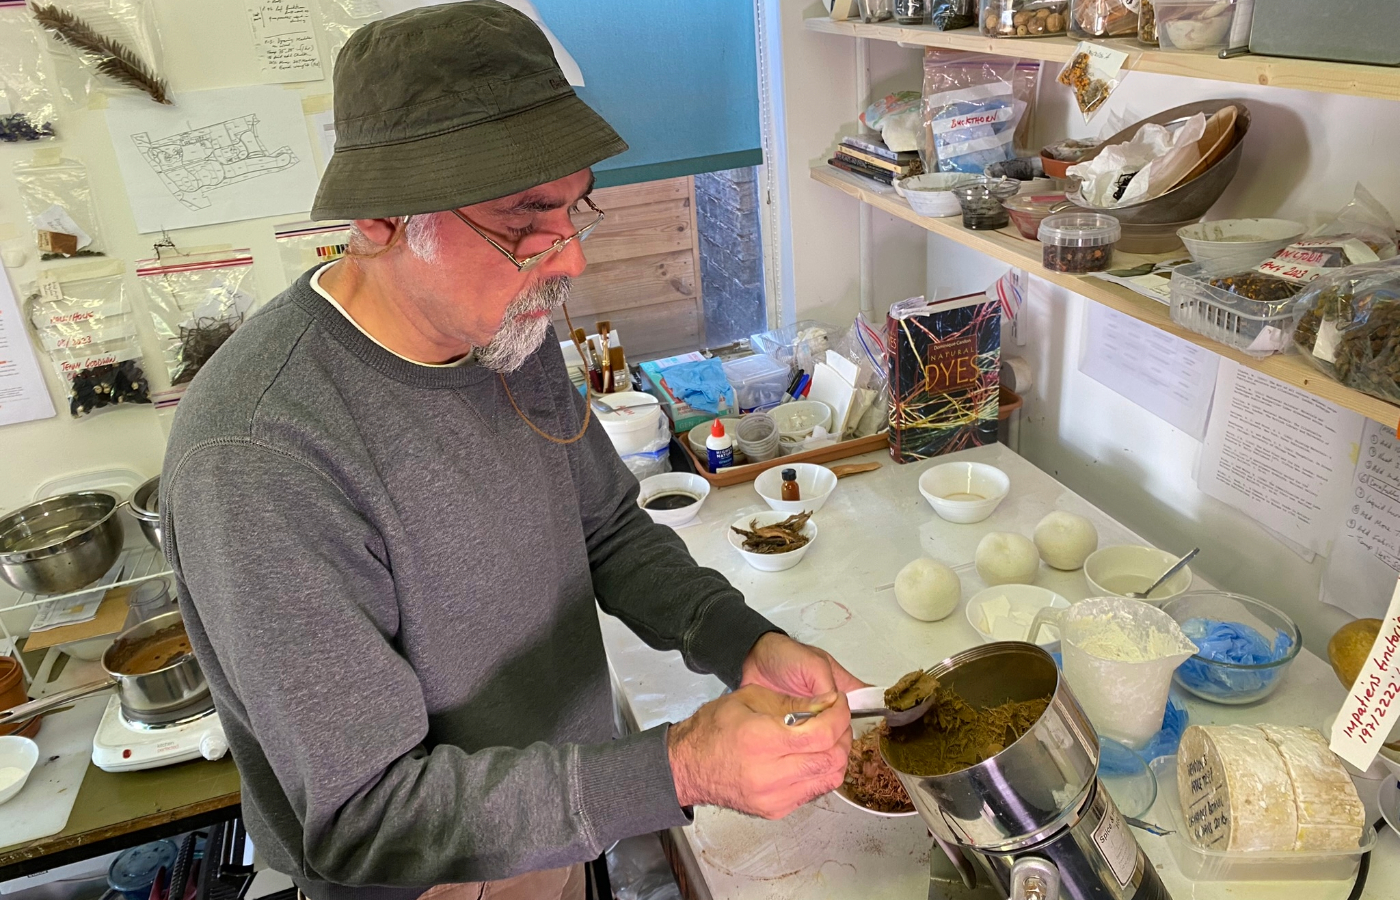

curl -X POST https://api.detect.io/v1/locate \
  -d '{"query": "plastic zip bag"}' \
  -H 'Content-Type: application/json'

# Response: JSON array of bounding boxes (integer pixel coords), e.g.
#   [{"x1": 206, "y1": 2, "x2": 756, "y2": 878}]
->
[
  {"x1": 33, "y1": 0, "x2": 168, "y2": 106},
  {"x1": 1293, "y1": 257, "x2": 1400, "y2": 405},
  {"x1": 25, "y1": 261, "x2": 151, "y2": 418},
  {"x1": 14, "y1": 154, "x2": 105, "y2": 259},
  {"x1": 0, "y1": 1, "x2": 59, "y2": 141},
  {"x1": 921, "y1": 50, "x2": 1038, "y2": 173},
  {"x1": 274, "y1": 221, "x2": 352, "y2": 288},
  {"x1": 317, "y1": 0, "x2": 387, "y2": 68},
  {"x1": 137, "y1": 250, "x2": 260, "y2": 386}
]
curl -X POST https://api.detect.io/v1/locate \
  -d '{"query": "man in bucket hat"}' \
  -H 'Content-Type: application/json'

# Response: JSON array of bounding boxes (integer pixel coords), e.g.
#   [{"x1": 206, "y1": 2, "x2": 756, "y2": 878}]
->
[{"x1": 161, "y1": 4, "x2": 860, "y2": 899}]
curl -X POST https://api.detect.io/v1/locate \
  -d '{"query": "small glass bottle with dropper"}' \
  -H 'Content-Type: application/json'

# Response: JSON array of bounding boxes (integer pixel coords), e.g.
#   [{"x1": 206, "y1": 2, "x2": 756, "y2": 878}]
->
[{"x1": 780, "y1": 468, "x2": 800, "y2": 501}]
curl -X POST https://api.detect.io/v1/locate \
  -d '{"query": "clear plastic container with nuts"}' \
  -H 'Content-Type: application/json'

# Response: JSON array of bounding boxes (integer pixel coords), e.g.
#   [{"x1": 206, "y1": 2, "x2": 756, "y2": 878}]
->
[{"x1": 980, "y1": 0, "x2": 1069, "y2": 37}]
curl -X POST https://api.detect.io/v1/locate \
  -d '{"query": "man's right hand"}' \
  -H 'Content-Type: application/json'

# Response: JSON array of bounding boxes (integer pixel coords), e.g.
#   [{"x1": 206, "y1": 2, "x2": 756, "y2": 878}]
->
[{"x1": 666, "y1": 685, "x2": 852, "y2": 820}]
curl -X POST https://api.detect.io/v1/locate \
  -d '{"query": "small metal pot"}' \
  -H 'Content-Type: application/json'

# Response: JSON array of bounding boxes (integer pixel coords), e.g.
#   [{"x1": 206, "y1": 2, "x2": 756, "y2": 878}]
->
[
  {"x1": 129, "y1": 475, "x2": 162, "y2": 552},
  {"x1": 0, "y1": 492, "x2": 125, "y2": 594},
  {"x1": 0, "y1": 611, "x2": 209, "y2": 728}
]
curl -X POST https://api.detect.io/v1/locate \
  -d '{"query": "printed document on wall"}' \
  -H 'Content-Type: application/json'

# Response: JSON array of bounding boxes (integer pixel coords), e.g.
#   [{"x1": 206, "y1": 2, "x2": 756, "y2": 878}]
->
[
  {"x1": 1323, "y1": 419, "x2": 1400, "y2": 617},
  {"x1": 1078, "y1": 304, "x2": 1218, "y2": 440},
  {"x1": 106, "y1": 86, "x2": 319, "y2": 232},
  {"x1": 1197, "y1": 361, "x2": 1363, "y2": 555},
  {"x1": 0, "y1": 269, "x2": 55, "y2": 428}
]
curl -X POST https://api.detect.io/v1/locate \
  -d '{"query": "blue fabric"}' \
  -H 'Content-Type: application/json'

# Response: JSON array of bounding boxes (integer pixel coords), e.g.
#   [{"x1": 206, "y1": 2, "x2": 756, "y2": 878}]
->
[
  {"x1": 662, "y1": 358, "x2": 735, "y2": 414},
  {"x1": 1176, "y1": 618, "x2": 1293, "y2": 699}
]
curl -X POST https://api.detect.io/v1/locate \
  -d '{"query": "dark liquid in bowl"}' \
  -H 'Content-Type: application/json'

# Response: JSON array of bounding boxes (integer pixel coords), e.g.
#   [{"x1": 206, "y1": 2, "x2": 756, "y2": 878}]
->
[{"x1": 643, "y1": 492, "x2": 698, "y2": 511}]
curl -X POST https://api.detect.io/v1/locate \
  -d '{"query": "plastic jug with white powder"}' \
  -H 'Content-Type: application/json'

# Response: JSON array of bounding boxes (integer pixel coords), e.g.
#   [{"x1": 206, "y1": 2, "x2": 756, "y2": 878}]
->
[{"x1": 1030, "y1": 597, "x2": 1197, "y2": 749}]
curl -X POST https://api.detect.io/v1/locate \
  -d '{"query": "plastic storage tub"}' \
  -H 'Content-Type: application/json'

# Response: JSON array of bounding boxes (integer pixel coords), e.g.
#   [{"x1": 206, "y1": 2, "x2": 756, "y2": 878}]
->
[
  {"x1": 1168, "y1": 253, "x2": 1299, "y2": 356},
  {"x1": 1038, "y1": 212, "x2": 1120, "y2": 273},
  {"x1": 1004, "y1": 194, "x2": 1068, "y2": 240},
  {"x1": 1149, "y1": 756, "x2": 1377, "y2": 881},
  {"x1": 979, "y1": 0, "x2": 1069, "y2": 37},
  {"x1": 1155, "y1": 0, "x2": 1237, "y2": 52},
  {"x1": 722, "y1": 354, "x2": 790, "y2": 413}
]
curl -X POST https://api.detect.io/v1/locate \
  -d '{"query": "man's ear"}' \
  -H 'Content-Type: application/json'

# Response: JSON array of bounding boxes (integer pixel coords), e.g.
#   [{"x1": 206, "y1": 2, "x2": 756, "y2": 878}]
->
[{"x1": 353, "y1": 217, "x2": 401, "y2": 248}]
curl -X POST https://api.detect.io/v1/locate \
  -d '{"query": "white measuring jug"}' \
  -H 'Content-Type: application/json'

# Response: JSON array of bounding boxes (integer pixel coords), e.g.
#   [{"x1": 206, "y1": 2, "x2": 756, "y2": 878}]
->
[{"x1": 1029, "y1": 597, "x2": 1197, "y2": 749}]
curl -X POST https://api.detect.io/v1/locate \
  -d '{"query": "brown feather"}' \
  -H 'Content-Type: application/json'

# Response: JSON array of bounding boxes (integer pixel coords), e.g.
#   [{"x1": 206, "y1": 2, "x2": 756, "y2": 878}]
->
[{"x1": 31, "y1": 3, "x2": 170, "y2": 105}]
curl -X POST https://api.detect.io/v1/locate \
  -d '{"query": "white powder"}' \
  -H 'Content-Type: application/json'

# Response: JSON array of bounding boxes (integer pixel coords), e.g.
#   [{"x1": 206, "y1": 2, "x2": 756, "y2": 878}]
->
[
  {"x1": 0, "y1": 766, "x2": 26, "y2": 793},
  {"x1": 1075, "y1": 615, "x2": 1188, "y2": 661}
]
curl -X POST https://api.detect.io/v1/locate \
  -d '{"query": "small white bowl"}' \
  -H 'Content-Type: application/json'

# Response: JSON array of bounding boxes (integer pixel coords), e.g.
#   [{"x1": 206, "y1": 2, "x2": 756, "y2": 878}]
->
[
  {"x1": 1084, "y1": 545, "x2": 1193, "y2": 604},
  {"x1": 754, "y1": 463, "x2": 839, "y2": 515},
  {"x1": 833, "y1": 719, "x2": 918, "y2": 818},
  {"x1": 771, "y1": 400, "x2": 832, "y2": 440},
  {"x1": 1177, "y1": 218, "x2": 1307, "y2": 263},
  {"x1": 918, "y1": 462, "x2": 1010, "y2": 524},
  {"x1": 637, "y1": 473, "x2": 711, "y2": 527},
  {"x1": 727, "y1": 510, "x2": 818, "y2": 572},
  {"x1": 894, "y1": 173, "x2": 977, "y2": 218},
  {"x1": 966, "y1": 585, "x2": 1070, "y2": 648},
  {"x1": 0, "y1": 735, "x2": 39, "y2": 805}
]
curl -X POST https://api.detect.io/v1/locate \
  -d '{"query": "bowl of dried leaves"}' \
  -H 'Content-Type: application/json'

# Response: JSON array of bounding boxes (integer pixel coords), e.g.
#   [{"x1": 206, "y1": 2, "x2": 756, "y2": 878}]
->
[
  {"x1": 727, "y1": 511, "x2": 818, "y2": 572},
  {"x1": 834, "y1": 719, "x2": 916, "y2": 817}
]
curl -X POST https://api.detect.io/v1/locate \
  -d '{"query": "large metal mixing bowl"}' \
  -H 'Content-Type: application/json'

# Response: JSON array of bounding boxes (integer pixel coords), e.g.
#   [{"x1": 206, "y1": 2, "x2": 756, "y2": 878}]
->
[
  {"x1": 130, "y1": 475, "x2": 162, "y2": 551},
  {"x1": 0, "y1": 491, "x2": 124, "y2": 594},
  {"x1": 1069, "y1": 99, "x2": 1251, "y2": 225}
]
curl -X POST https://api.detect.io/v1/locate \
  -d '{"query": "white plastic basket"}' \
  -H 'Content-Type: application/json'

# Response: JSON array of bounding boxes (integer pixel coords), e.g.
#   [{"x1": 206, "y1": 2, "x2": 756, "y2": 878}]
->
[{"x1": 1168, "y1": 253, "x2": 1302, "y2": 357}]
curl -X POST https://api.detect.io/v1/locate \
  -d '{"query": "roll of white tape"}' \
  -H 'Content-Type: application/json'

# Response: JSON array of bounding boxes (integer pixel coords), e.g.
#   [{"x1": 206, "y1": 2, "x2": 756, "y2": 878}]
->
[{"x1": 1001, "y1": 357, "x2": 1034, "y2": 394}]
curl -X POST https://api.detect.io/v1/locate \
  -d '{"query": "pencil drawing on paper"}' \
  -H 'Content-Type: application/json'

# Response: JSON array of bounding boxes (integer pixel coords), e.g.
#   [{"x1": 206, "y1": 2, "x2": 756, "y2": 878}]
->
[{"x1": 132, "y1": 114, "x2": 300, "y2": 210}]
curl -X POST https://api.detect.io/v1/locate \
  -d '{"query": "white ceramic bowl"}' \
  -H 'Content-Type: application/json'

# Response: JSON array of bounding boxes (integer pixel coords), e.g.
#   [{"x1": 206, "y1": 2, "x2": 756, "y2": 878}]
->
[
  {"x1": 1177, "y1": 218, "x2": 1307, "y2": 263},
  {"x1": 894, "y1": 173, "x2": 977, "y2": 218},
  {"x1": 832, "y1": 719, "x2": 918, "y2": 818},
  {"x1": 727, "y1": 510, "x2": 818, "y2": 572},
  {"x1": 771, "y1": 400, "x2": 832, "y2": 440},
  {"x1": 0, "y1": 735, "x2": 39, "y2": 806},
  {"x1": 637, "y1": 473, "x2": 711, "y2": 527},
  {"x1": 966, "y1": 585, "x2": 1071, "y2": 648},
  {"x1": 918, "y1": 462, "x2": 1010, "y2": 524},
  {"x1": 754, "y1": 463, "x2": 839, "y2": 514},
  {"x1": 1084, "y1": 545, "x2": 1193, "y2": 604}
]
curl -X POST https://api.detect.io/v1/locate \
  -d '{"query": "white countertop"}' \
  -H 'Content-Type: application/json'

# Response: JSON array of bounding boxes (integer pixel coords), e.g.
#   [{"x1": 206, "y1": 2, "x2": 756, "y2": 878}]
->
[{"x1": 599, "y1": 443, "x2": 1399, "y2": 900}]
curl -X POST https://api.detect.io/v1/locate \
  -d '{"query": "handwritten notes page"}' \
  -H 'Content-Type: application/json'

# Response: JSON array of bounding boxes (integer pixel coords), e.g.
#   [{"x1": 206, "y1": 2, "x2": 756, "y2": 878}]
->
[
  {"x1": 1330, "y1": 578, "x2": 1400, "y2": 770},
  {"x1": 1079, "y1": 303, "x2": 1220, "y2": 440},
  {"x1": 245, "y1": 0, "x2": 324, "y2": 83},
  {"x1": 1322, "y1": 419, "x2": 1400, "y2": 617},
  {"x1": 1197, "y1": 362, "x2": 1363, "y2": 555}
]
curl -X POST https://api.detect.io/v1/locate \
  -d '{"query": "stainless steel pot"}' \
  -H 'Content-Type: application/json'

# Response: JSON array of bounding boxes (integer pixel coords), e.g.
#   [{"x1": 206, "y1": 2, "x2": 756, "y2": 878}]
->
[
  {"x1": 0, "y1": 492, "x2": 125, "y2": 594},
  {"x1": 0, "y1": 611, "x2": 208, "y2": 728},
  {"x1": 130, "y1": 475, "x2": 162, "y2": 552},
  {"x1": 880, "y1": 642, "x2": 1099, "y2": 851}
]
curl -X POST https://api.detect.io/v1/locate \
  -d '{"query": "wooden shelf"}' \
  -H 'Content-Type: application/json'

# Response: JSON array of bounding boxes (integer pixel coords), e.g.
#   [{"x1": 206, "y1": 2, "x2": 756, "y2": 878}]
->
[
  {"x1": 811, "y1": 164, "x2": 1400, "y2": 430},
  {"x1": 804, "y1": 16, "x2": 1400, "y2": 102}
]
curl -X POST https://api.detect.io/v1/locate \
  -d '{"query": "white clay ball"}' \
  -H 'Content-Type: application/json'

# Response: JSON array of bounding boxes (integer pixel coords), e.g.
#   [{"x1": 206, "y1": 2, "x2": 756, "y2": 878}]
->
[
  {"x1": 1033, "y1": 511, "x2": 1099, "y2": 571},
  {"x1": 975, "y1": 532, "x2": 1040, "y2": 586},
  {"x1": 894, "y1": 558, "x2": 961, "y2": 622}
]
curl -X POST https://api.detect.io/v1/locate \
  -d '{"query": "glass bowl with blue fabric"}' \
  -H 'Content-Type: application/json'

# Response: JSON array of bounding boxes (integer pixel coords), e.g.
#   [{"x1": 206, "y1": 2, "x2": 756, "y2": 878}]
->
[{"x1": 1160, "y1": 592, "x2": 1301, "y2": 705}]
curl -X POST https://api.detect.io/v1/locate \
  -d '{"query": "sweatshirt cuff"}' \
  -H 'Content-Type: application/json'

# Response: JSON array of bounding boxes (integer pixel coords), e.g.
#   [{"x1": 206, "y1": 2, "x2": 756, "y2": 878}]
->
[
  {"x1": 576, "y1": 725, "x2": 692, "y2": 849},
  {"x1": 686, "y1": 593, "x2": 783, "y2": 690}
]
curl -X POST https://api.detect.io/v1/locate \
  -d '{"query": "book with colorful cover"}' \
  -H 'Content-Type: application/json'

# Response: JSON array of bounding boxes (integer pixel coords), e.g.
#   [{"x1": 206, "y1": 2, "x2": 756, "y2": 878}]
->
[
  {"x1": 835, "y1": 146, "x2": 923, "y2": 176},
  {"x1": 840, "y1": 134, "x2": 919, "y2": 164},
  {"x1": 827, "y1": 156, "x2": 894, "y2": 185},
  {"x1": 886, "y1": 293, "x2": 1001, "y2": 463}
]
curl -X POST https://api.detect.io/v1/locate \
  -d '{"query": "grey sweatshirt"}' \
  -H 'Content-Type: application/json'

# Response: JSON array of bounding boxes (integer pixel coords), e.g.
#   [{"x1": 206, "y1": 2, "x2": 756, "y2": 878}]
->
[{"x1": 160, "y1": 269, "x2": 778, "y2": 900}]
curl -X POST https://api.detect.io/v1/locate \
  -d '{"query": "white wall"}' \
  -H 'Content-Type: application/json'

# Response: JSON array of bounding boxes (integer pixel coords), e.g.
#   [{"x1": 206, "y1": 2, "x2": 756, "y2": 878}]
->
[{"x1": 772, "y1": 23, "x2": 1400, "y2": 653}]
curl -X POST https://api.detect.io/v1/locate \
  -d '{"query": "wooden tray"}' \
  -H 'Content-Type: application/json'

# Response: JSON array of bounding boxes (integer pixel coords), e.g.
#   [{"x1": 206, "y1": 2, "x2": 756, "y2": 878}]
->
[{"x1": 680, "y1": 432, "x2": 889, "y2": 487}]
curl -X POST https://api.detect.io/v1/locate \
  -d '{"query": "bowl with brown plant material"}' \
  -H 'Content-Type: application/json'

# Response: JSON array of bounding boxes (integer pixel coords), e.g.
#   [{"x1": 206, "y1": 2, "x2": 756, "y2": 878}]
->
[
  {"x1": 727, "y1": 511, "x2": 817, "y2": 572},
  {"x1": 834, "y1": 719, "x2": 916, "y2": 817}
]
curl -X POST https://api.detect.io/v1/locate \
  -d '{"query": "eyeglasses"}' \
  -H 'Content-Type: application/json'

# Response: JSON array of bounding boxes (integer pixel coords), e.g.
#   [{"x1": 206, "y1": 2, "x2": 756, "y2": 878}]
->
[{"x1": 443, "y1": 196, "x2": 605, "y2": 272}]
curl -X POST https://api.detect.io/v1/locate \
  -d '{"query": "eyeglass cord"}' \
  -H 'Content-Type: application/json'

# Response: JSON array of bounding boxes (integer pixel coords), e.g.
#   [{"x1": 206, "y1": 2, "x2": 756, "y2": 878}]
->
[{"x1": 498, "y1": 300, "x2": 593, "y2": 445}]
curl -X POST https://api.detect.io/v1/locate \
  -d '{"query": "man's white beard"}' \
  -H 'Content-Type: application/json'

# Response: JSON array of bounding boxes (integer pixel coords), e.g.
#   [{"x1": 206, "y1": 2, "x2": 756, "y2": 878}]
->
[{"x1": 476, "y1": 277, "x2": 571, "y2": 373}]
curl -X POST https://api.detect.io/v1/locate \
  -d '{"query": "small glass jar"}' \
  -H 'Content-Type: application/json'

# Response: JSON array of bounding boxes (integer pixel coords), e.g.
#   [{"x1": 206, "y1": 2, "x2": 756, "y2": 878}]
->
[
  {"x1": 1038, "y1": 212, "x2": 1121, "y2": 273},
  {"x1": 1138, "y1": 0, "x2": 1158, "y2": 44},
  {"x1": 952, "y1": 177, "x2": 1020, "y2": 230},
  {"x1": 1068, "y1": 0, "x2": 1138, "y2": 38},
  {"x1": 980, "y1": 0, "x2": 1070, "y2": 37},
  {"x1": 895, "y1": 0, "x2": 928, "y2": 24},
  {"x1": 126, "y1": 577, "x2": 177, "y2": 626}
]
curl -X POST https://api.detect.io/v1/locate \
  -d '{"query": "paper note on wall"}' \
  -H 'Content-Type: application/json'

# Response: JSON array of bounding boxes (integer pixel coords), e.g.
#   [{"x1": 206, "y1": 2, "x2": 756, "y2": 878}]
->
[
  {"x1": 1078, "y1": 304, "x2": 1219, "y2": 440},
  {"x1": 1330, "y1": 579, "x2": 1400, "y2": 770},
  {"x1": 1322, "y1": 419, "x2": 1400, "y2": 617},
  {"x1": 1197, "y1": 361, "x2": 1362, "y2": 555},
  {"x1": 0, "y1": 268, "x2": 56, "y2": 428},
  {"x1": 106, "y1": 86, "x2": 319, "y2": 232},
  {"x1": 244, "y1": 0, "x2": 324, "y2": 83}
]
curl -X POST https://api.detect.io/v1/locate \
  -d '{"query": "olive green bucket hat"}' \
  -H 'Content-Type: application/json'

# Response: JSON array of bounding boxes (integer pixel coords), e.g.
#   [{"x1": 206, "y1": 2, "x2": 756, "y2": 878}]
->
[{"x1": 311, "y1": 0, "x2": 628, "y2": 221}]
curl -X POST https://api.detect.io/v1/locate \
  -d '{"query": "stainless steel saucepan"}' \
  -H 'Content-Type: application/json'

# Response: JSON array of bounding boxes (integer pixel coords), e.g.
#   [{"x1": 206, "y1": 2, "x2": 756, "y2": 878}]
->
[{"x1": 0, "y1": 610, "x2": 209, "y2": 728}]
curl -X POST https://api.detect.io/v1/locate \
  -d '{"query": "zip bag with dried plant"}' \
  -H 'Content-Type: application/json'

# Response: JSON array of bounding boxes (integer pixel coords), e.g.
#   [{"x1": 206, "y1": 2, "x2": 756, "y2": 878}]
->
[{"x1": 31, "y1": 0, "x2": 169, "y2": 105}]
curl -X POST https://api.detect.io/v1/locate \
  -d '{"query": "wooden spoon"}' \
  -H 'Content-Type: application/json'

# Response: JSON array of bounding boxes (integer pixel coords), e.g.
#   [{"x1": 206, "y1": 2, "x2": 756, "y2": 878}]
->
[
  {"x1": 830, "y1": 462, "x2": 882, "y2": 478},
  {"x1": 1170, "y1": 106, "x2": 1238, "y2": 191}
]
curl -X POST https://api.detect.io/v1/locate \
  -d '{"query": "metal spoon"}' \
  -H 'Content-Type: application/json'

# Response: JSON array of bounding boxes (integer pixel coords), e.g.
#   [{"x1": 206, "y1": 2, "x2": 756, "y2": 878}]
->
[
  {"x1": 1128, "y1": 547, "x2": 1200, "y2": 599},
  {"x1": 783, "y1": 681, "x2": 938, "y2": 728}
]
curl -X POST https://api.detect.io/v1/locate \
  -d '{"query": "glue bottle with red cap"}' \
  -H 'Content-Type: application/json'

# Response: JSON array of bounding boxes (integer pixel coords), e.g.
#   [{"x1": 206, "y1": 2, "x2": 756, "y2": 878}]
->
[{"x1": 706, "y1": 419, "x2": 734, "y2": 471}]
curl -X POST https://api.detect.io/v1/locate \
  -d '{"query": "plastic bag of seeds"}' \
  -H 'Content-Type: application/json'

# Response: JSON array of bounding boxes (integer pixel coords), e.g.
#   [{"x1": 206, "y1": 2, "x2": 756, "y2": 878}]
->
[
  {"x1": 137, "y1": 250, "x2": 259, "y2": 386},
  {"x1": 1292, "y1": 258, "x2": 1400, "y2": 404},
  {"x1": 1207, "y1": 185, "x2": 1396, "y2": 307},
  {"x1": 25, "y1": 261, "x2": 151, "y2": 418},
  {"x1": 0, "y1": 1, "x2": 59, "y2": 142},
  {"x1": 14, "y1": 154, "x2": 105, "y2": 260},
  {"x1": 31, "y1": 0, "x2": 169, "y2": 106},
  {"x1": 273, "y1": 221, "x2": 352, "y2": 288}
]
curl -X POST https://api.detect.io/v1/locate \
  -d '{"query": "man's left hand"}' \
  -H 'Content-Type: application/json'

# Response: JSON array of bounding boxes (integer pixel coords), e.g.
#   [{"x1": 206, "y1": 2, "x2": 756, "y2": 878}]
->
[{"x1": 740, "y1": 632, "x2": 867, "y2": 698}]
